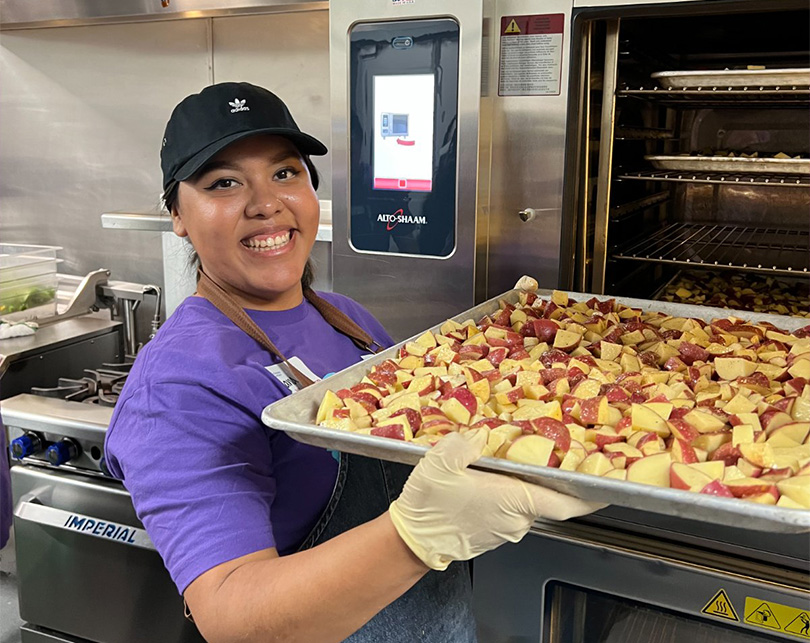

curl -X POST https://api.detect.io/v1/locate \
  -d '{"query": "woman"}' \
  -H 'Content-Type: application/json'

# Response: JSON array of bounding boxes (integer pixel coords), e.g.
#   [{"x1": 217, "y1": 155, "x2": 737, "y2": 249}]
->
[{"x1": 104, "y1": 82, "x2": 599, "y2": 643}]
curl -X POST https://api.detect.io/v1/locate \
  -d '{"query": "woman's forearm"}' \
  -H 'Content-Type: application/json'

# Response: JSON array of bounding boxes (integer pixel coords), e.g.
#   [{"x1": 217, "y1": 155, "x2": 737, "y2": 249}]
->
[{"x1": 190, "y1": 513, "x2": 428, "y2": 643}]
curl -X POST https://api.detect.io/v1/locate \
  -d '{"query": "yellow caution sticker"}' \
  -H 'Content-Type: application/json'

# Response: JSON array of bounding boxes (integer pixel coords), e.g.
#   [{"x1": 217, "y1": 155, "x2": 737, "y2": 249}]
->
[
  {"x1": 505, "y1": 19, "x2": 521, "y2": 34},
  {"x1": 701, "y1": 589, "x2": 739, "y2": 622},
  {"x1": 744, "y1": 597, "x2": 810, "y2": 639}
]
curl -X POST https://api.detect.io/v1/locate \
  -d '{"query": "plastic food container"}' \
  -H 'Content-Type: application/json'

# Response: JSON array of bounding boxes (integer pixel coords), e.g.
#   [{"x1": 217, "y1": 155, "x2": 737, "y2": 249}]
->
[
  {"x1": 0, "y1": 244, "x2": 61, "y2": 281},
  {"x1": 0, "y1": 273, "x2": 58, "y2": 321},
  {"x1": 0, "y1": 245, "x2": 61, "y2": 322}
]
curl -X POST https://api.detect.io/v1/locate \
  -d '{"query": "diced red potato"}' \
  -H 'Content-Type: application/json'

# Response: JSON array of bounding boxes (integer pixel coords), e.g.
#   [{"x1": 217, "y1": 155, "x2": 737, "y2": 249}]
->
[{"x1": 317, "y1": 289, "x2": 810, "y2": 508}]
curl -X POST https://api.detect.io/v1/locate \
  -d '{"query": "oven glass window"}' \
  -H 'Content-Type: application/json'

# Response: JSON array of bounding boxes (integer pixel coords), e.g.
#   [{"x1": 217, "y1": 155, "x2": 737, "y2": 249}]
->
[{"x1": 545, "y1": 582, "x2": 782, "y2": 643}]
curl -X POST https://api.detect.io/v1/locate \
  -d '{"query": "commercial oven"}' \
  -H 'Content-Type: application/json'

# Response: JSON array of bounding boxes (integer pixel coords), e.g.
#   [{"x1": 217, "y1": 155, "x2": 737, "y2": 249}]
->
[
  {"x1": 329, "y1": 0, "x2": 809, "y2": 641},
  {"x1": 473, "y1": 1, "x2": 810, "y2": 641},
  {"x1": 561, "y1": 0, "x2": 809, "y2": 313}
]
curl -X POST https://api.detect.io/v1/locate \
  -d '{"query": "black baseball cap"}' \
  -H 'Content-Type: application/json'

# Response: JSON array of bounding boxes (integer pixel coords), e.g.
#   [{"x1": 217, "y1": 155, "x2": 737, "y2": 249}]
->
[{"x1": 160, "y1": 82, "x2": 328, "y2": 192}]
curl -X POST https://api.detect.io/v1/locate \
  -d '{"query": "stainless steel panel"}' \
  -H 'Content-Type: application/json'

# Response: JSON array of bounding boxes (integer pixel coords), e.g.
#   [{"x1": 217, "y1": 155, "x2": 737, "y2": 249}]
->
[
  {"x1": 11, "y1": 466, "x2": 204, "y2": 643},
  {"x1": 330, "y1": 0, "x2": 489, "y2": 342},
  {"x1": 0, "y1": 0, "x2": 327, "y2": 30},
  {"x1": 263, "y1": 288, "x2": 810, "y2": 534},
  {"x1": 474, "y1": 528, "x2": 809, "y2": 643},
  {"x1": 0, "y1": 319, "x2": 123, "y2": 399},
  {"x1": 0, "y1": 19, "x2": 212, "y2": 290},
  {"x1": 100, "y1": 212, "x2": 173, "y2": 232},
  {"x1": 211, "y1": 10, "x2": 333, "y2": 200},
  {"x1": 486, "y1": 0, "x2": 573, "y2": 297}
]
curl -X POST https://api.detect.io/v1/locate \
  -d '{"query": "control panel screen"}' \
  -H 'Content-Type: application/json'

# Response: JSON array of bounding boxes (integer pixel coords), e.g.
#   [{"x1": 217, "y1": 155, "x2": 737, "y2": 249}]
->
[{"x1": 373, "y1": 74, "x2": 435, "y2": 192}]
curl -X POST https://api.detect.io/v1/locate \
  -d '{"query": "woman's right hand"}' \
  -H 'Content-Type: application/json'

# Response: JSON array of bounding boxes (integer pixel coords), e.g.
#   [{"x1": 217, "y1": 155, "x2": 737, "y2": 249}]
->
[{"x1": 388, "y1": 429, "x2": 605, "y2": 571}]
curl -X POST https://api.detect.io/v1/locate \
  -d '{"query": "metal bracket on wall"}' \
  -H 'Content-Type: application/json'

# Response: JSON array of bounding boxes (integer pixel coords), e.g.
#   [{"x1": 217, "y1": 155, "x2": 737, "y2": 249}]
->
[{"x1": 37, "y1": 269, "x2": 111, "y2": 327}]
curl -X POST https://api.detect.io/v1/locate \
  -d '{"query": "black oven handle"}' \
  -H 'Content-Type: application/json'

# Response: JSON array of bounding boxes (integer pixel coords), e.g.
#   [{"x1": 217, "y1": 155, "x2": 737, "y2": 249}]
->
[{"x1": 14, "y1": 492, "x2": 156, "y2": 551}]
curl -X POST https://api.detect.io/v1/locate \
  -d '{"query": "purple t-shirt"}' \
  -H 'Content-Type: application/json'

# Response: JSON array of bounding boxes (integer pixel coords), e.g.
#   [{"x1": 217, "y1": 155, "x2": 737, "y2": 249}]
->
[{"x1": 104, "y1": 292, "x2": 392, "y2": 594}]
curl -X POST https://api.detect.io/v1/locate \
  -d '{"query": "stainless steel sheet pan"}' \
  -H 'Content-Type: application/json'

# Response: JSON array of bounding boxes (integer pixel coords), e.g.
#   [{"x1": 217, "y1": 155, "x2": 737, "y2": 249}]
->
[
  {"x1": 262, "y1": 289, "x2": 810, "y2": 533},
  {"x1": 651, "y1": 68, "x2": 810, "y2": 89},
  {"x1": 645, "y1": 155, "x2": 810, "y2": 175}
]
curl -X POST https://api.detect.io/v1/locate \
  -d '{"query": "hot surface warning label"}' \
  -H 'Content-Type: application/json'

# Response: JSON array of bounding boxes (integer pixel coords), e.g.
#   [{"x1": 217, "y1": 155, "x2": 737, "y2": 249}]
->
[
  {"x1": 498, "y1": 14, "x2": 564, "y2": 97},
  {"x1": 701, "y1": 589, "x2": 739, "y2": 622}
]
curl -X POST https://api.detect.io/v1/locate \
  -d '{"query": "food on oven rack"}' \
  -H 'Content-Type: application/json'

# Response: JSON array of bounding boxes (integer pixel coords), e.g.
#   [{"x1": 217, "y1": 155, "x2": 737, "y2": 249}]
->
[
  {"x1": 685, "y1": 151, "x2": 806, "y2": 160},
  {"x1": 659, "y1": 272, "x2": 810, "y2": 318},
  {"x1": 317, "y1": 291, "x2": 810, "y2": 508}
]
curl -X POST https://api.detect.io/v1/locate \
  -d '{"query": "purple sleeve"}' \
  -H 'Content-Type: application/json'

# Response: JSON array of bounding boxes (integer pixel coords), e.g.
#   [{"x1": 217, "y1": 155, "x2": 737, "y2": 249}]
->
[
  {"x1": 108, "y1": 380, "x2": 277, "y2": 594},
  {"x1": 0, "y1": 420, "x2": 12, "y2": 550}
]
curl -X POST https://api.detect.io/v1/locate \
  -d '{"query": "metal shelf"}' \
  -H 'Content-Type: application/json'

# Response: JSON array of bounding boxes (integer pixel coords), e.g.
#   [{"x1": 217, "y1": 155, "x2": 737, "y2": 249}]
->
[
  {"x1": 614, "y1": 127, "x2": 675, "y2": 140},
  {"x1": 614, "y1": 223, "x2": 810, "y2": 276},
  {"x1": 618, "y1": 86, "x2": 810, "y2": 107},
  {"x1": 610, "y1": 191, "x2": 670, "y2": 220},
  {"x1": 617, "y1": 170, "x2": 810, "y2": 187}
]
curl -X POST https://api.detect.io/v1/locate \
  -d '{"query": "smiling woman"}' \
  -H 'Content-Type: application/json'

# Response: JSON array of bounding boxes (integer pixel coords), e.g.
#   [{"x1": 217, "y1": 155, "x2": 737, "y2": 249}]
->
[
  {"x1": 103, "y1": 81, "x2": 596, "y2": 643},
  {"x1": 172, "y1": 135, "x2": 320, "y2": 311}
]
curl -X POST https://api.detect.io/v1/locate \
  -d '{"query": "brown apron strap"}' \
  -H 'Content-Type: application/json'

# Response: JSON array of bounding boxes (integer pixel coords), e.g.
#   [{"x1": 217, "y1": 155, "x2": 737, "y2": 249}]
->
[
  {"x1": 196, "y1": 269, "x2": 315, "y2": 388},
  {"x1": 196, "y1": 269, "x2": 382, "y2": 389},
  {"x1": 303, "y1": 287, "x2": 385, "y2": 354}
]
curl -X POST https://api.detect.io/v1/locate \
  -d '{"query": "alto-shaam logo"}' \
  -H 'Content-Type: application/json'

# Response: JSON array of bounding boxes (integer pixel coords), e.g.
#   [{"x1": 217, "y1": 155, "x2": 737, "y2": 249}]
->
[{"x1": 377, "y1": 209, "x2": 427, "y2": 231}]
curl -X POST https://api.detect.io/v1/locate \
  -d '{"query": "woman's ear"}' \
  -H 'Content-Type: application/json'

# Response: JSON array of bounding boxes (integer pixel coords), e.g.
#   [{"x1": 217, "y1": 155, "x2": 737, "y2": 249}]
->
[{"x1": 172, "y1": 206, "x2": 188, "y2": 238}]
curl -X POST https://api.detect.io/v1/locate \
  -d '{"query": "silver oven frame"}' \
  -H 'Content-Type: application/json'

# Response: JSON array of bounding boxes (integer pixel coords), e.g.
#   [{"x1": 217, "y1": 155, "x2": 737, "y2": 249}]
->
[{"x1": 474, "y1": 519, "x2": 810, "y2": 642}]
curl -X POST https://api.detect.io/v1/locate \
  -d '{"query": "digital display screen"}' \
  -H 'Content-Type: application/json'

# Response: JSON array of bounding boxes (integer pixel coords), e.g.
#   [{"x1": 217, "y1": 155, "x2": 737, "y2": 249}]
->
[{"x1": 373, "y1": 74, "x2": 435, "y2": 192}]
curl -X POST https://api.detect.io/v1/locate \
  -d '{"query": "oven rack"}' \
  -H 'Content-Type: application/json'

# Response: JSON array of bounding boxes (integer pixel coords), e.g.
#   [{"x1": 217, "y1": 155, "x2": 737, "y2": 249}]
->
[
  {"x1": 617, "y1": 170, "x2": 810, "y2": 188},
  {"x1": 614, "y1": 126, "x2": 675, "y2": 140},
  {"x1": 618, "y1": 86, "x2": 810, "y2": 107},
  {"x1": 609, "y1": 191, "x2": 669, "y2": 220},
  {"x1": 613, "y1": 222, "x2": 810, "y2": 277}
]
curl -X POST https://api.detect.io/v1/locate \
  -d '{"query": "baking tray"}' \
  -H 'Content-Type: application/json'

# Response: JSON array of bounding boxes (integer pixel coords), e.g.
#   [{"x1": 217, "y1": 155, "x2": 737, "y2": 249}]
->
[
  {"x1": 262, "y1": 289, "x2": 810, "y2": 533},
  {"x1": 652, "y1": 68, "x2": 810, "y2": 89},
  {"x1": 645, "y1": 155, "x2": 810, "y2": 175}
]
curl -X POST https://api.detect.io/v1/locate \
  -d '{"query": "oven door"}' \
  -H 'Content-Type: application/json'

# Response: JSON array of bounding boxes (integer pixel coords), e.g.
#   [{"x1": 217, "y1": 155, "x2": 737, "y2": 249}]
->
[
  {"x1": 11, "y1": 465, "x2": 204, "y2": 643},
  {"x1": 474, "y1": 523, "x2": 809, "y2": 642}
]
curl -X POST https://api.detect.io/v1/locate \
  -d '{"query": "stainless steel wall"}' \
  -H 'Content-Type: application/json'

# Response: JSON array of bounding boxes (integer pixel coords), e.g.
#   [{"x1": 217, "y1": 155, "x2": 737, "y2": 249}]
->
[{"x1": 0, "y1": 10, "x2": 331, "y2": 291}]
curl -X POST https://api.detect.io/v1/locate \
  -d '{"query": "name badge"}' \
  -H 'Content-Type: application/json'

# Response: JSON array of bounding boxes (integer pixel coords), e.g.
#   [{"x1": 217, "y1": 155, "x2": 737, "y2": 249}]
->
[{"x1": 266, "y1": 356, "x2": 321, "y2": 394}]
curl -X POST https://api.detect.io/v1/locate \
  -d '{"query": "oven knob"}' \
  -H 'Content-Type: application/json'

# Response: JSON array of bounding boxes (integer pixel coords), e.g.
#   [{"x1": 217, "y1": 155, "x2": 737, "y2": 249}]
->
[
  {"x1": 9, "y1": 433, "x2": 43, "y2": 460},
  {"x1": 45, "y1": 439, "x2": 80, "y2": 466}
]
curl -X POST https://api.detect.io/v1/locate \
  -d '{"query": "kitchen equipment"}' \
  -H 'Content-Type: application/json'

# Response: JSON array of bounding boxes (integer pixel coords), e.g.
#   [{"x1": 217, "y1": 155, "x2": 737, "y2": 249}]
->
[
  {"x1": 262, "y1": 287, "x2": 810, "y2": 533},
  {"x1": 563, "y1": 0, "x2": 810, "y2": 313},
  {"x1": 645, "y1": 155, "x2": 810, "y2": 175},
  {"x1": 5, "y1": 390, "x2": 205, "y2": 643},
  {"x1": 264, "y1": 284, "x2": 810, "y2": 641},
  {"x1": 331, "y1": 0, "x2": 576, "y2": 341},
  {"x1": 651, "y1": 67, "x2": 810, "y2": 89},
  {"x1": 2, "y1": 268, "x2": 180, "y2": 643}
]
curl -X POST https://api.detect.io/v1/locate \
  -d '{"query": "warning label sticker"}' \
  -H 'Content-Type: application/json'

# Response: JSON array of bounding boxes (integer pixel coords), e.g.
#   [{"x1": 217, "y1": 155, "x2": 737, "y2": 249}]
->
[
  {"x1": 746, "y1": 602, "x2": 781, "y2": 630},
  {"x1": 701, "y1": 589, "x2": 739, "y2": 622},
  {"x1": 498, "y1": 14, "x2": 564, "y2": 97},
  {"x1": 743, "y1": 597, "x2": 810, "y2": 639}
]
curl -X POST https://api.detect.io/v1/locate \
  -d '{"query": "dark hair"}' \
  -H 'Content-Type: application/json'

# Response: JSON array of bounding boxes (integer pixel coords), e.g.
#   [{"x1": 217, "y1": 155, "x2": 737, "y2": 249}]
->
[{"x1": 164, "y1": 153, "x2": 320, "y2": 291}]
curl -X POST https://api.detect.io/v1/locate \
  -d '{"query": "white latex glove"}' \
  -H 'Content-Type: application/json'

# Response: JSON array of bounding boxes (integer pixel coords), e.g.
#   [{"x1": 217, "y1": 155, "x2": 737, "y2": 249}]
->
[
  {"x1": 389, "y1": 430, "x2": 605, "y2": 571},
  {"x1": 513, "y1": 275, "x2": 539, "y2": 292}
]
